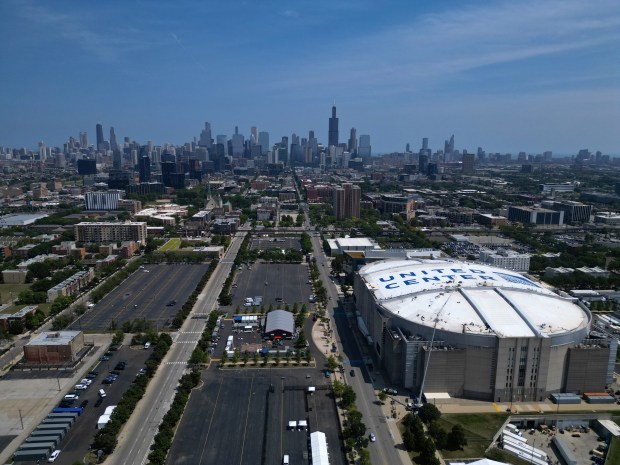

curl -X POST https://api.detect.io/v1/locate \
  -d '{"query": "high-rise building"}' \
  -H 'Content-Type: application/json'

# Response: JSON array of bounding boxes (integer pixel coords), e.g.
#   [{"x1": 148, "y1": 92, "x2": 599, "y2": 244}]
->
[
  {"x1": 79, "y1": 132, "x2": 88, "y2": 148},
  {"x1": 257, "y1": 131, "x2": 269, "y2": 156},
  {"x1": 328, "y1": 105, "x2": 339, "y2": 147},
  {"x1": 358, "y1": 135, "x2": 371, "y2": 157},
  {"x1": 231, "y1": 127, "x2": 244, "y2": 156},
  {"x1": 109, "y1": 127, "x2": 118, "y2": 151},
  {"x1": 462, "y1": 153, "x2": 475, "y2": 173},
  {"x1": 349, "y1": 185, "x2": 361, "y2": 218},
  {"x1": 422, "y1": 138, "x2": 429, "y2": 151},
  {"x1": 348, "y1": 127, "x2": 357, "y2": 154},
  {"x1": 250, "y1": 126, "x2": 258, "y2": 145},
  {"x1": 138, "y1": 155, "x2": 151, "y2": 183},
  {"x1": 199, "y1": 122, "x2": 212, "y2": 149},
  {"x1": 333, "y1": 183, "x2": 361, "y2": 220},
  {"x1": 96, "y1": 123, "x2": 104, "y2": 151},
  {"x1": 333, "y1": 188, "x2": 346, "y2": 220}
]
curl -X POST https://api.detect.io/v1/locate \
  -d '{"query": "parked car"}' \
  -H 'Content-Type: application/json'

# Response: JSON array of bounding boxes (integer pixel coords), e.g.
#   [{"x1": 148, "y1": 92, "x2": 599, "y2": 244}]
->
[
  {"x1": 74, "y1": 384, "x2": 88, "y2": 390},
  {"x1": 48, "y1": 450, "x2": 61, "y2": 462},
  {"x1": 86, "y1": 371, "x2": 99, "y2": 379},
  {"x1": 64, "y1": 394, "x2": 79, "y2": 401},
  {"x1": 94, "y1": 398, "x2": 103, "y2": 408},
  {"x1": 383, "y1": 388, "x2": 398, "y2": 395}
]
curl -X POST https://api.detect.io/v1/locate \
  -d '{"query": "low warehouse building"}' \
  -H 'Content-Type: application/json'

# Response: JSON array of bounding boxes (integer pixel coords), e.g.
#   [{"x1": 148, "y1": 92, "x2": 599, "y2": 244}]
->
[
  {"x1": 23, "y1": 331, "x2": 84, "y2": 364},
  {"x1": 264, "y1": 310, "x2": 294, "y2": 340}
]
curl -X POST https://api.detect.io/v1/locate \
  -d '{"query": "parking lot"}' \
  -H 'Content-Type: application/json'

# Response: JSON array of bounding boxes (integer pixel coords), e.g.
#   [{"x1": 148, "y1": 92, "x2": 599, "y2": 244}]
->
[
  {"x1": 230, "y1": 262, "x2": 313, "y2": 311},
  {"x1": 167, "y1": 369, "x2": 345, "y2": 465},
  {"x1": 71, "y1": 263, "x2": 210, "y2": 331},
  {"x1": 250, "y1": 237, "x2": 301, "y2": 251}
]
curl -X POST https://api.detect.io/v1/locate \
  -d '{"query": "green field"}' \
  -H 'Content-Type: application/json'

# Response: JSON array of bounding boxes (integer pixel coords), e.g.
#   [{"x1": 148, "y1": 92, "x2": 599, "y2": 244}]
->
[
  {"x1": 159, "y1": 238, "x2": 181, "y2": 251},
  {"x1": 436, "y1": 413, "x2": 509, "y2": 459},
  {"x1": 0, "y1": 283, "x2": 31, "y2": 304},
  {"x1": 607, "y1": 436, "x2": 620, "y2": 465}
]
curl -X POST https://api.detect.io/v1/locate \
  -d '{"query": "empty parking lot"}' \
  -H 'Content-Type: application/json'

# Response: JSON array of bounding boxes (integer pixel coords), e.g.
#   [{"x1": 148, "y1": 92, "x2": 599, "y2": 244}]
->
[{"x1": 71, "y1": 263, "x2": 209, "y2": 331}]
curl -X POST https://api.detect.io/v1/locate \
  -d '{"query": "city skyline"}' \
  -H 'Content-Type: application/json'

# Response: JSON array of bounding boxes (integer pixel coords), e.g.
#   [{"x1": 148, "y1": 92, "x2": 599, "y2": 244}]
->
[{"x1": 1, "y1": 0, "x2": 619, "y2": 155}]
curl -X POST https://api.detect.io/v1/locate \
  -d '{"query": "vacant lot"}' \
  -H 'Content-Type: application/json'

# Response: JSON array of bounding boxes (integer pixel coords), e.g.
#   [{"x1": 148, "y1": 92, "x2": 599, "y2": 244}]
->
[
  {"x1": 0, "y1": 284, "x2": 31, "y2": 305},
  {"x1": 159, "y1": 238, "x2": 181, "y2": 251},
  {"x1": 435, "y1": 413, "x2": 508, "y2": 459}
]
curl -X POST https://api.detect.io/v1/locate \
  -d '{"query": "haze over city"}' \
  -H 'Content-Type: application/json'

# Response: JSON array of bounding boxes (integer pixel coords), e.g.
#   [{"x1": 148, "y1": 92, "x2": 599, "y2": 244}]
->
[{"x1": 1, "y1": 0, "x2": 619, "y2": 154}]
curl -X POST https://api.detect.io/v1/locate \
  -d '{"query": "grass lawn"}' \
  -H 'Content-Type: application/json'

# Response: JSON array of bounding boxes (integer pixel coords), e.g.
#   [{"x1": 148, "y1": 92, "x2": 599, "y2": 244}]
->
[
  {"x1": 607, "y1": 436, "x2": 620, "y2": 465},
  {"x1": 0, "y1": 283, "x2": 31, "y2": 304},
  {"x1": 436, "y1": 413, "x2": 509, "y2": 459},
  {"x1": 159, "y1": 238, "x2": 181, "y2": 251}
]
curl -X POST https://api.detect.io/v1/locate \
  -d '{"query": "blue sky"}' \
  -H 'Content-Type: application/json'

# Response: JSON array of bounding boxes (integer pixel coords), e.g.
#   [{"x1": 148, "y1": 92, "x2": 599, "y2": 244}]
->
[{"x1": 1, "y1": 0, "x2": 619, "y2": 155}]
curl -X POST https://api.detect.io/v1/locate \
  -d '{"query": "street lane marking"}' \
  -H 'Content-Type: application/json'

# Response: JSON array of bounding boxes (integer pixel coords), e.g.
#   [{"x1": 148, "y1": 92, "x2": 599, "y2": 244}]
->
[{"x1": 492, "y1": 402, "x2": 501, "y2": 412}]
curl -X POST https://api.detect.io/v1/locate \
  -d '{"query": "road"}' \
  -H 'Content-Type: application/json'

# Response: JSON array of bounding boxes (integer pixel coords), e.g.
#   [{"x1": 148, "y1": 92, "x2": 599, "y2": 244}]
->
[
  {"x1": 304, "y1": 207, "x2": 407, "y2": 465},
  {"x1": 107, "y1": 232, "x2": 246, "y2": 465}
]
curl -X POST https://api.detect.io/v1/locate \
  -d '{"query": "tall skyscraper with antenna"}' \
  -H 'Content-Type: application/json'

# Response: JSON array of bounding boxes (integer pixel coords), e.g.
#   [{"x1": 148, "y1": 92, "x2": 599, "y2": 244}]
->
[{"x1": 328, "y1": 105, "x2": 339, "y2": 147}]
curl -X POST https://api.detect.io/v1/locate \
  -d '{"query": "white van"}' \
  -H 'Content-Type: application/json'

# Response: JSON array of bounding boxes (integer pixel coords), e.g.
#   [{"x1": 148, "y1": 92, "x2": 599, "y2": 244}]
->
[
  {"x1": 98, "y1": 389, "x2": 107, "y2": 398},
  {"x1": 282, "y1": 455, "x2": 289, "y2": 465},
  {"x1": 144, "y1": 342, "x2": 151, "y2": 349}
]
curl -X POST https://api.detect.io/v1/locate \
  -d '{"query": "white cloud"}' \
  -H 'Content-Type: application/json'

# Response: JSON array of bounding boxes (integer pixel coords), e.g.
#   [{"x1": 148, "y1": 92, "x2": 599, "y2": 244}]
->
[
  {"x1": 273, "y1": 0, "x2": 620, "y2": 94},
  {"x1": 12, "y1": 0, "x2": 164, "y2": 63}
]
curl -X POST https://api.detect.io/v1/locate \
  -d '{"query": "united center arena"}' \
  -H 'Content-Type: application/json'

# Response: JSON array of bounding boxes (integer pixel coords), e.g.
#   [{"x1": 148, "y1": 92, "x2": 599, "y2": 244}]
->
[{"x1": 353, "y1": 260, "x2": 616, "y2": 402}]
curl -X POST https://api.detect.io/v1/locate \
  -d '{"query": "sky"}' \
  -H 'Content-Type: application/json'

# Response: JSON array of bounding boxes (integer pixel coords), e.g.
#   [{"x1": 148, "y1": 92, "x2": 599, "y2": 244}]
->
[{"x1": 1, "y1": 0, "x2": 619, "y2": 155}]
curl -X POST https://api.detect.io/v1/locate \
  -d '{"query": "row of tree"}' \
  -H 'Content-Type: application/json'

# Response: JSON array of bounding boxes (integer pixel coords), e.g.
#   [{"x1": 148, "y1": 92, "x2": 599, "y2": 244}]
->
[
  {"x1": 93, "y1": 332, "x2": 173, "y2": 457},
  {"x1": 401, "y1": 404, "x2": 467, "y2": 465}
]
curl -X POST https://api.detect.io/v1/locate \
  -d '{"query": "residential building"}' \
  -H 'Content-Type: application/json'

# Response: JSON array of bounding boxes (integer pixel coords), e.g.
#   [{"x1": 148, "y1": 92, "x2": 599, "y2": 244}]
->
[{"x1": 74, "y1": 222, "x2": 147, "y2": 243}]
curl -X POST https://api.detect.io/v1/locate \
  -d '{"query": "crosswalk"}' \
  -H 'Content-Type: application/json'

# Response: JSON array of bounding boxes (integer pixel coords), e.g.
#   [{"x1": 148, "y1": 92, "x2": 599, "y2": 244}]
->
[
  {"x1": 164, "y1": 361, "x2": 188, "y2": 365},
  {"x1": 175, "y1": 340, "x2": 199, "y2": 344}
]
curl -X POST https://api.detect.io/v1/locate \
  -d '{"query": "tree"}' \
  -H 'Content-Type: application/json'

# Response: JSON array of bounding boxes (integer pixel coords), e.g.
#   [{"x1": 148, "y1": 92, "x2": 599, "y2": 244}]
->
[
  {"x1": 402, "y1": 429, "x2": 416, "y2": 451},
  {"x1": 427, "y1": 422, "x2": 447, "y2": 449},
  {"x1": 332, "y1": 379, "x2": 345, "y2": 397},
  {"x1": 295, "y1": 331, "x2": 307, "y2": 349},
  {"x1": 419, "y1": 403, "x2": 441, "y2": 424},
  {"x1": 341, "y1": 385, "x2": 356, "y2": 409},
  {"x1": 378, "y1": 391, "x2": 388, "y2": 404},
  {"x1": 326, "y1": 355, "x2": 338, "y2": 372},
  {"x1": 447, "y1": 424, "x2": 467, "y2": 450},
  {"x1": 189, "y1": 347, "x2": 206, "y2": 365},
  {"x1": 418, "y1": 436, "x2": 437, "y2": 464}
]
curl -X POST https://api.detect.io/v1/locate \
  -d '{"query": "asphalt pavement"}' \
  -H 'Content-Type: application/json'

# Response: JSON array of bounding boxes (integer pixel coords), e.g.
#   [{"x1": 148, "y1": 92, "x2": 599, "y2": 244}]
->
[
  {"x1": 107, "y1": 232, "x2": 247, "y2": 465},
  {"x1": 308, "y1": 220, "x2": 411, "y2": 465}
]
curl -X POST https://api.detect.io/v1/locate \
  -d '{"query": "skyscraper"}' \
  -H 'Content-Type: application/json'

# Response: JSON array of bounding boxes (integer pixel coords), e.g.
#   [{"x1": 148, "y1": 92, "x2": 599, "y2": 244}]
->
[
  {"x1": 358, "y1": 135, "x2": 371, "y2": 157},
  {"x1": 231, "y1": 126, "x2": 244, "y2": 156},
  {"x1": 258, "y1": 131, "x2": 269, "y2": 156},
  {"x1": 138, "y1": 155, "x2": 151, "y2": 183},
  {"x1": 96, "y1": 123, "x2": 104, "y2": 151},
  {"x1": 328, "y1": 105, "x2": 339, "y2": 147},
  {"x1": 199, "y1": 122, "x2": 212, "y2": 149},
  {"x1": 422, "y1": 137, "x2": 429, "y2": 151},
  {"x1": 348, "y1": 127, "x2": 357, "y2": 154},
  {"x1": 79, "y1": 132, "x2": 88, "y2": 148},
  {"x1": 109, "y1": 127, "x2": 118, "y2": 151}
]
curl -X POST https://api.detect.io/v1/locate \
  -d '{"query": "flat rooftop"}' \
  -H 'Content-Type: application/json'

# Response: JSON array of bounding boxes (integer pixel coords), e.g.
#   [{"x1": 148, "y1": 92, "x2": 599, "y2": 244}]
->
[{"x1": 26, "y1": 331, "x2": 82, "y2": 346}]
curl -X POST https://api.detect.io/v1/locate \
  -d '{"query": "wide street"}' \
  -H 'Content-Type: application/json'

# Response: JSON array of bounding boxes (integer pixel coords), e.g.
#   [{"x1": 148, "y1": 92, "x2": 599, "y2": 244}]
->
[
  {"x1": 304, "y1": 208, "x2": 409, "y2": 465},
  {"x1": 107, "y1": 232, "x2": 247, "y2": 465}
]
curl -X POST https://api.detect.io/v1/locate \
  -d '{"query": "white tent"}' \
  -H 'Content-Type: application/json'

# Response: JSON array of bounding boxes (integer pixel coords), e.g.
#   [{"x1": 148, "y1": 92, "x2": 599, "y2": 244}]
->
[{"x1": 310, "y1": 431, "x2": 329, "y2": 465}]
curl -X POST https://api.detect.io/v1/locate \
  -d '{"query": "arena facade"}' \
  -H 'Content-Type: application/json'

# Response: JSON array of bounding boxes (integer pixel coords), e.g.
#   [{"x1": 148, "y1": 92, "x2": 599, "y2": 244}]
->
[{"x1": 353, "y1": 259, "x2": 616, "y2": 402}]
